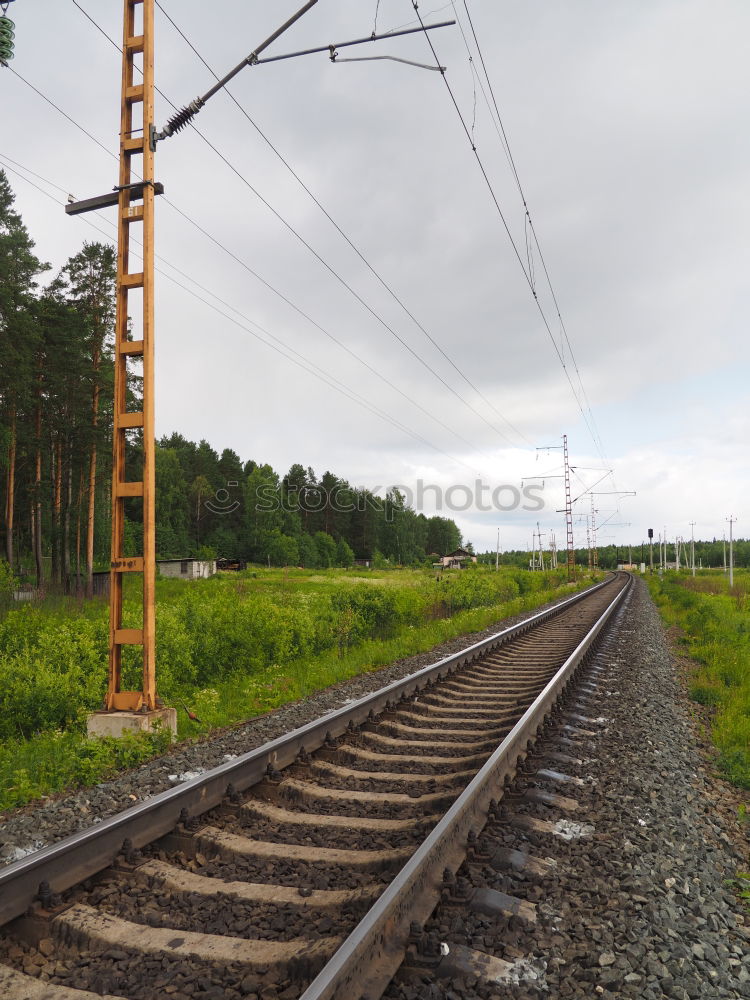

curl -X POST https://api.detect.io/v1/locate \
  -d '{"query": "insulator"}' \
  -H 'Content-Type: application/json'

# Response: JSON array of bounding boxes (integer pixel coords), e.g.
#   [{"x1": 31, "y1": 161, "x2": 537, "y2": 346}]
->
[
  {"x1": 164, "y1": 100, "x2": 200, "y2": 136},
  {"x1": 0, "y1": 15, "x2": 13, "y2": 62}
]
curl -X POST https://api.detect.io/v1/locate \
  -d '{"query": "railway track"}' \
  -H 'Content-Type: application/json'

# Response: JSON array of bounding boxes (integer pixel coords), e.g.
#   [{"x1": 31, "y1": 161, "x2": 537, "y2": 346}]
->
[{"x1": 0, "y1": 572, "x2": 631, "y2": 1000}]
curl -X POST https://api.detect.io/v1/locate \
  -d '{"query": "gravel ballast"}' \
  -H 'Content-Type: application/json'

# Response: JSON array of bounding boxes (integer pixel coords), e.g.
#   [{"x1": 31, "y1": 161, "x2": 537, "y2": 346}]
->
[
  {"x1": 0, "y1": 585, "x2": 585, "y2": 865},
  {"x1": 387, "y1": 576, "x2": 750, "y2": 1000}
]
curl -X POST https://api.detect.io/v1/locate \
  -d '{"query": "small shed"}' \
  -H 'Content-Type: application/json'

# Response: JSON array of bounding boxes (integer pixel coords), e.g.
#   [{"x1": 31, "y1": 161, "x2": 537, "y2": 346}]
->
[
  {"x1": 439, "y1": 548, "x2": 477, "y2": 569},
  {"x1": 216, "y1": 558, "x2": 247, "y2": 572},
  {"x1": 158, "y1": 559, "x2": 217, "y2": 580}
]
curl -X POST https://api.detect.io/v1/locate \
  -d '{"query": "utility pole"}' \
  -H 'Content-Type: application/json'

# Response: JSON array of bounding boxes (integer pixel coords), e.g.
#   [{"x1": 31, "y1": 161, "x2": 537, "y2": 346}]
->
[
  {"x1": 562, "y1": 434, "x2": 575, "y2": 581},
  {"x1": 63, "y1": 0, "x2": 170, "y2": 730},
  {"x1": 727, "y1": 515, "x2": 736, "y2": 587},
  {"x1": 63, "y1": 1, "x2": 453, "y2": 731},
  {"x1": 533, "y1": 523, "x2": 546, "y2": 571},
  {"x1": 495, "y1": 527, "x2": 500, "y2": 571},
  {"x1": 586, "y1": 517, "x2": 592, "y2": 571},
  {"x1": 110, "y1": 0, "x2": 157, "y2": 718},
  {"x1": 590, "y1": 495, "x2": 598, "y2": 571},
  {"x1": 531, "y1": 434, "x2": 575, "y2": 581}
]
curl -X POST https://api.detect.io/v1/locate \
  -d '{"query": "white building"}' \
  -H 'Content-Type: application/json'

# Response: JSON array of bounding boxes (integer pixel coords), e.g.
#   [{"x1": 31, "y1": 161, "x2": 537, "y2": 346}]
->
[
  {"x1": 157, "y1": 559, "x2": 217, "y2": 580},
  {"x1": 438, "y1": 548, "x2": 478, "y2": 570}
]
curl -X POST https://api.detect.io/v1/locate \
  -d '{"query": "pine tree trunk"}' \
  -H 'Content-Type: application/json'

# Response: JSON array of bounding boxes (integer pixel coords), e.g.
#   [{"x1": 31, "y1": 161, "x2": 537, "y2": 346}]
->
[
  {"x1": 86, "y1": 349, "x2": 100, "y2": 599},
  {"x1": 52, "y1": 436, "x2": 62, "y2": 586},
  {"x1": 30, "y1": 500, "x2": 36, "y2": 579},
  {"x1": 63, "y1": 439, "x2": 72, "y2": 593},
  {"x1": 86, "y1": 443, "x2": 97, "y2": 597},
  {"x1": 50, "y1": 437, "x2": 58, "y2": 585},
  {"x1": 76, "y1": 466, "x2": 84, "y2": 595},
  {"x1": 34, "y1": 385, "x2": 44, "y2": 588},
  {"x1": 5, "y1": 404, "x2": 16, "y2": 567}
]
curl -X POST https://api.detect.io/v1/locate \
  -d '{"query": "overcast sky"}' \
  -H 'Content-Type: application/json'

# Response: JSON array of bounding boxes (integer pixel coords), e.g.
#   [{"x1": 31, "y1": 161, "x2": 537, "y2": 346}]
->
[{"x1": 2, "y1": 0, "x2": 748, "y2": 554}]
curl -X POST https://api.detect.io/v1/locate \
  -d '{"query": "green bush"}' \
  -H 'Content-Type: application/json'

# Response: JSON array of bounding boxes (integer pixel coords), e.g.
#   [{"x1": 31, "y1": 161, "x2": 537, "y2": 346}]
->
[{"x1": 0, "y1": 566, "x2": 581, "y2": 808}]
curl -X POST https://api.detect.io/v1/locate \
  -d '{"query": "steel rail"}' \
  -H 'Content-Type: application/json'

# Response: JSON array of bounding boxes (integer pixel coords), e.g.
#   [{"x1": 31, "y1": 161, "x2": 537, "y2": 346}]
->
[
  {"x1": 300, "y1": 573, "x2": 631, "y2": 1000},
  {"x1": 0, "y1": 574, "x2": 617, "y2": 928}
]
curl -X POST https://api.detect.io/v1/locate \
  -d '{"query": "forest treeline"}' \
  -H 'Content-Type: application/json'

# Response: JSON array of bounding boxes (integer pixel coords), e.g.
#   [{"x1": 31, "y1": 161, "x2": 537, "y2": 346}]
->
[
  {"x1": 0, "y1": 171, "x2": 462, "y2": 591},
  {"x1": 477, "y1": 539, "x2": 750, "y2": 571}
]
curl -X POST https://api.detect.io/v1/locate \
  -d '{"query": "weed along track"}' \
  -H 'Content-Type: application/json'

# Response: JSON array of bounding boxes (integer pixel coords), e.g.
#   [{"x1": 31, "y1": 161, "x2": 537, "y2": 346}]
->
[{"x1": 0, "y1": 574, "x2": 631, "y2": 1000}]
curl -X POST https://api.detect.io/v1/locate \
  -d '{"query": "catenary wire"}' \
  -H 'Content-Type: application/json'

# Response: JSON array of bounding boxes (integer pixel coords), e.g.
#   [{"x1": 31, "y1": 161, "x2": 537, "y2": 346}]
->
[
  {"x1": 6, "y1": 57, "x2": 500, "y2": 466},
  {"x1": 459, "y1": 0, "x2": 611, "y2": 469},
  {"x1": 410, "y1": 0, "x2": 606, "y2": 464},
  {"x1": 0, "y1": 153, "x2": 487, "y2": 477},
  {"x1": 69, "y1": 0, "x2": 524, "y2": 452},
  {"x1": 152, "y1": 0, "x2": 528, "y2": 447}
]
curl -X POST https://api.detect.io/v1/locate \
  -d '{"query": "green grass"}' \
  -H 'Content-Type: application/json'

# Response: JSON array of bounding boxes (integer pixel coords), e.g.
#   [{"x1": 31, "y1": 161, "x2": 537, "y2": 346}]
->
[
  {"x1": 175, "y1": 584, "x2": 592, "y2": 730},
  {"x1": 0, "y1": 565, "x2": 599, "y2": 810},
  {"x1": 648, "y1": 569, "x2": 750, "y2": 787},
  {"x1": 0, "y1": 728, "x2": 172, "y2": 811}
]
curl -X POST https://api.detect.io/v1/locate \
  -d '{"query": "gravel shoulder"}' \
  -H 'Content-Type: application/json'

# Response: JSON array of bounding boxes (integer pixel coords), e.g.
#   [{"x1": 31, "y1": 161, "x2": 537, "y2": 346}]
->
[
  {"x1": 387, "y1": 575, "x2": 750, "y2": 1000},
  {"x1": 0, "y1": 583, "x2": 586, "y2": 865}
]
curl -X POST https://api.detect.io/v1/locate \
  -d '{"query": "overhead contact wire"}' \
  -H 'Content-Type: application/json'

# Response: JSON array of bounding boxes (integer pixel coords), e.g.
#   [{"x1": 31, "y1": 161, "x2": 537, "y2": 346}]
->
[
  {"x1": 14, "y1": 23, "x2": 494, "y2": 467},
  {"x1": 68, "y1": 0, "x2": 523, "y2": 451},
  {"x1": 155, "y1": 0, "x2": 530, "y2": 448},
  {"x1": 0, "y1": 154, "x2": 482, "y2": 476},
  {"x1": 460, "y1": 0, "x2": 610, "y2": 467}
]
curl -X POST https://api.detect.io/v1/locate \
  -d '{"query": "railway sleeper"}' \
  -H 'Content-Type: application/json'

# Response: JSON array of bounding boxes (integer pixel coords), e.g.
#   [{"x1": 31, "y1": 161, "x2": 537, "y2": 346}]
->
[
  {"x1": 438, "y1": 868, "x2": 537, "y2": 923},
  {"x1": 251, "y1": 775, "x2": 455, "y2": 812},
  {"x1": 195, "y1": 826, "x2": 411, "y2": 873},
  {"x1": 439, "y1": 678, "x2": 548, "y2": 695},
  {"x1": 457, "y1": 665, "x2": 558, "y2": 682},
  {"x1": 387, "y1": 709, "x2": 519, "y2": 731},
  {"x1": 239, "y1": 796, "x2": 442, "y2": 832},
  {"x1": 0, "y1": 965, "x2": 122, "y2": 1000},
  {"x1": 368, "y1": 718, "x2": 512, "y2": 741},
  {"x1": 47, "y1": 903, "x2": 341, "y2": 976},
  {"x1": 415, "y1": 691, "x2": 523, "y2": 708},
  {"x1": 358, "y1": 730, "x2": 498, "y2": 754},
  {"x1": 308, "y1": 759, "x2": 476, "y2": 790},
  {"x1": 400, "y1": 937, "x2": 542, "y2": 992},
  {"x1": 502, "y1": 787, "x2": 580, "y2": 812},
  {"x1": 466, "y1": 844, "x2": 558, "y2": 878},
  {"x1": 328, "y1": 744, "x2": 491, "y2": 771},
  {"x1": 130, "y1": 858, "x2": 381, "y2": 909}
]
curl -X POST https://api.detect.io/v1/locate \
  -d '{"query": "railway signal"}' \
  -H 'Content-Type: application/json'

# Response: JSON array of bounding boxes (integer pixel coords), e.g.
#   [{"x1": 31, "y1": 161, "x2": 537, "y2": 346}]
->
[
  {"x1": 64, "y1": 0, "x2": 454, "y2": 732},
  {"x1": 648, "y1": 527, "x2": 653, "y2": 573}
]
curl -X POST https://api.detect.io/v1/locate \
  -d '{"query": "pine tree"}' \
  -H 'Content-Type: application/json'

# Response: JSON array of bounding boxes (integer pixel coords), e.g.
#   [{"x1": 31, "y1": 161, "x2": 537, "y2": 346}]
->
[
  {"x1": 58, "y1": 243, "x2": 116, "y2": 595},
  {"x1": 0, "y1": 170, "x2": 49, "y2": 568}
]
